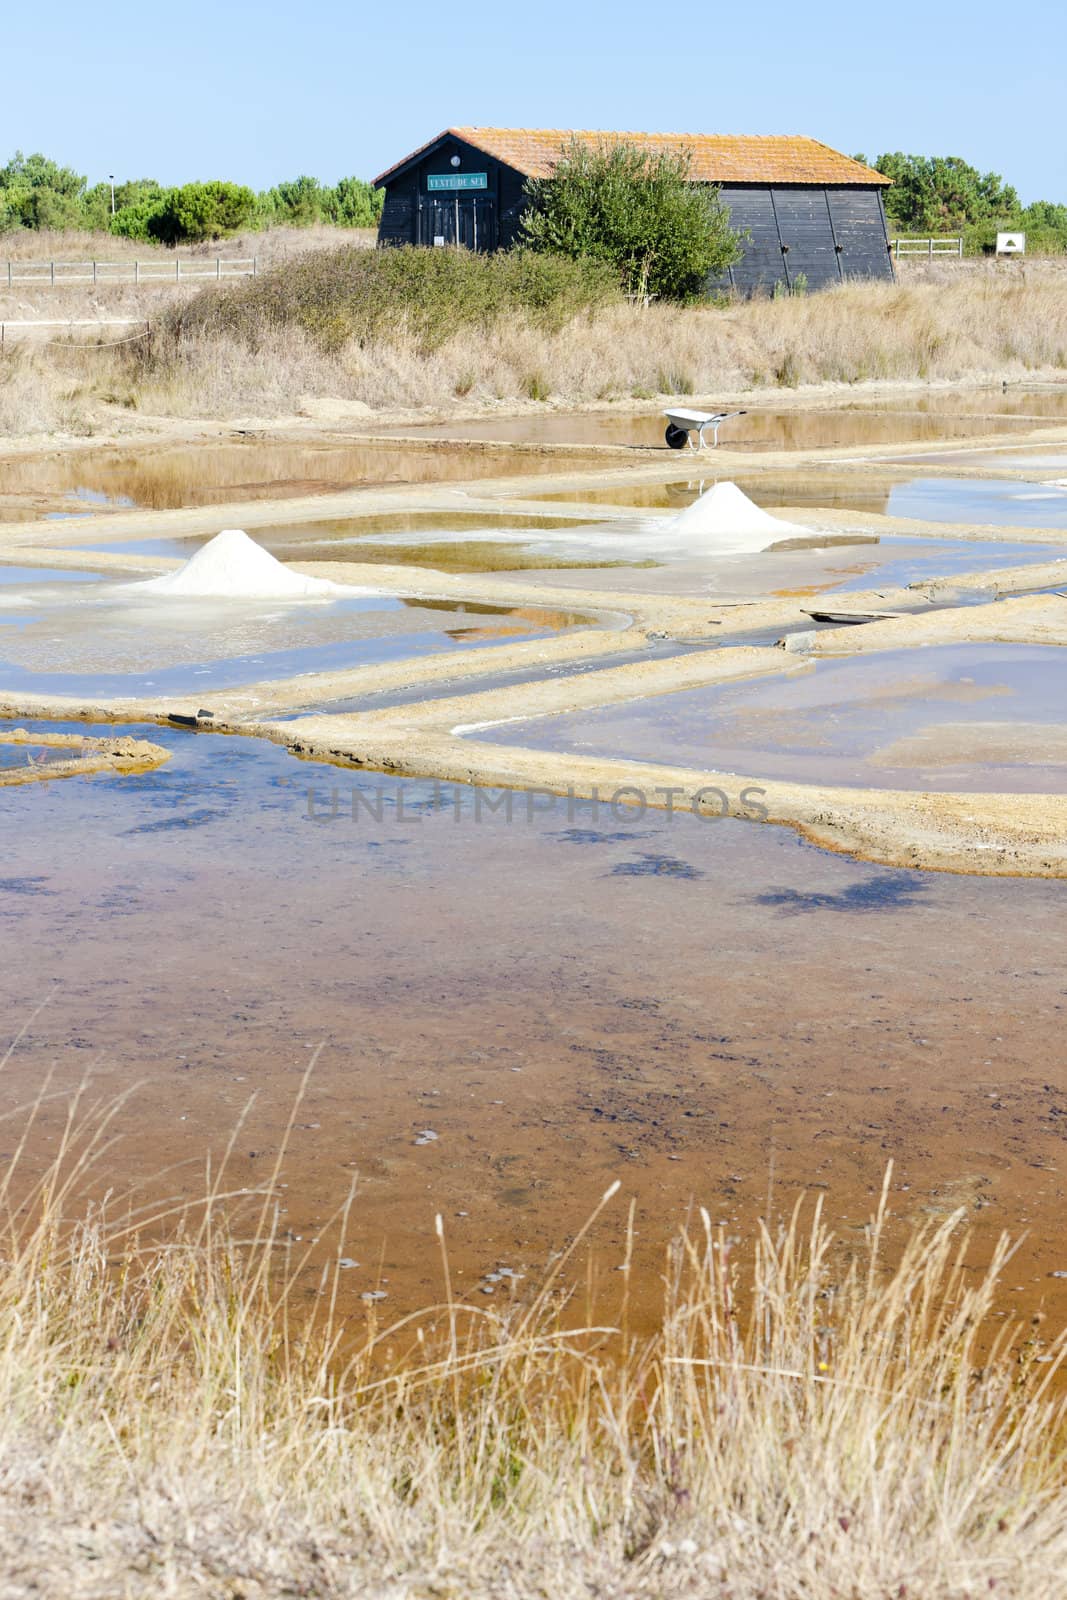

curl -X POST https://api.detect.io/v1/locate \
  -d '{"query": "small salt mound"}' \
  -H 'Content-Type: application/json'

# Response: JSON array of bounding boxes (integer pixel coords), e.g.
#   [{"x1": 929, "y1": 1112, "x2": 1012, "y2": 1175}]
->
[
  {"x1": 671, "y1": 482, "x2": 807, "y2": 551},
  {"x1": 129, "y1": 529, "x2": 365, "y2": 601}
]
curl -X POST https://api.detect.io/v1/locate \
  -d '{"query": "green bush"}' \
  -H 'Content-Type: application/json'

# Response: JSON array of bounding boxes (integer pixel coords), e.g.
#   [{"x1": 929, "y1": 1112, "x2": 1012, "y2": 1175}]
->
[
  {"x1": 520, "y1": 139, "x2": 741, "y2": 301},
  {"x1": 159, "y1": 244, "x2": 622, "y2": 358}
]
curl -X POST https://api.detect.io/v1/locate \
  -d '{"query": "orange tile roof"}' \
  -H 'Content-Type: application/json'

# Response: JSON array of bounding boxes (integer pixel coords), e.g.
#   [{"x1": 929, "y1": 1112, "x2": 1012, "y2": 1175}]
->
[{"x1": 376, "y1": 129, "x2": 889, "y2": 187}]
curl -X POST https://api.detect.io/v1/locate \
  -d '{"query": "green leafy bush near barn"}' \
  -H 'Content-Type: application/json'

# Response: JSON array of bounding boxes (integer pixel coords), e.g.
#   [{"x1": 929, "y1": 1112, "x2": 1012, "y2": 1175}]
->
[
  {"x1": 158, "y1": 243, "x2": 623, "y2": 356},
  {"x1": 520, "y1": 139, "x2": 742, "y2": 301}
]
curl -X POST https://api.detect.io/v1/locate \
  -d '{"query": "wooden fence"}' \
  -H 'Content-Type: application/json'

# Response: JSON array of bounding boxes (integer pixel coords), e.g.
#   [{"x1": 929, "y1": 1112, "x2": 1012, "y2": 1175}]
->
[
  {"x1": 889, "y1": 237, "x2": 964, "y2": 259},
  {"x1": 2, "y1": 257, "x2": 257, "y2": 287}
]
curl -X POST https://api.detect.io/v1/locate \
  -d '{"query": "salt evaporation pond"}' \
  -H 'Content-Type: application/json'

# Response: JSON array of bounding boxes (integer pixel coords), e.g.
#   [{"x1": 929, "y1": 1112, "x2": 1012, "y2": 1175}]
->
[
  {"x1": 382, "y1": 405, "x2": 1039, "y2": 451},
  {"x1": 251, "y1": 506, "x2": 1064, "y2": 603},
  {"x1": 3, "y1": 713, "x2": 1067, "y2": 1328},
  {"x1": 0, "y1": 586, "x2": 591, "y2": 697},
  {"x1": 0, "y1": 565, "x2": 103, "y2": 586},
  {"x1": 823, "y1": 535, "x2": 1062, "y2": 592},
  {"x1": 887, "y1": 478, "x2": 1067, "y2": 527},
  {"x1": 536, "y1": 473, "x2": 1067, "y2": 531},
  {"x1": 0, "y1": 436, "x2": 606, "y2": 520},
  {"x1": 468, "y1": 643, "x2": 1067, "y2": 793}
]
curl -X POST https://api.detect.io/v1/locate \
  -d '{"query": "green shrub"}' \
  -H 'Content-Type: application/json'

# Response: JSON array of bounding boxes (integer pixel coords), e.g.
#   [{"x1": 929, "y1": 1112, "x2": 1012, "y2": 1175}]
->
[
  {"x1": 160, "y1": 244, "x2": 621, "y2": 358},
  {"x1": 520, "y1": 139, "x2": 741, "y2": 301}
]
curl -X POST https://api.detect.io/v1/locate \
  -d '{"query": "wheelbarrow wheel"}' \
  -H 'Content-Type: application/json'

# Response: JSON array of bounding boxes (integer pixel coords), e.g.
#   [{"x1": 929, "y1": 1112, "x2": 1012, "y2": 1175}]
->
[{"x1": 665, "y1": 423, "x2": 688, "y2": 449}]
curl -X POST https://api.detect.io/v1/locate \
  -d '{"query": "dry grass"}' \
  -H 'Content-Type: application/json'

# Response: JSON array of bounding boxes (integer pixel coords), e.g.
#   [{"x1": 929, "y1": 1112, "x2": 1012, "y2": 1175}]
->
[
  {"x1": 4, "y1": 269, "x2": 1067, "y2": 437},
  {"x1": 0, "y1": 1074, "x2": 1065, "y2": 1600},
  {"x1": 0, "y1": 345, "x2": 107, "y2": 435},
  {"x1": 137, "y1": 270, "x2": 1067, "y2": 419},
  {"x1": 0, "y1": 225, "x2": 377, "y2": 266}
]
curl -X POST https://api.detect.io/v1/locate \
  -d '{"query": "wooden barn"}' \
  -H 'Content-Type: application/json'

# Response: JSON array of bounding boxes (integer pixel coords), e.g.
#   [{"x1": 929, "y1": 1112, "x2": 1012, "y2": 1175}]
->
[{"x1": 374, "y1": 128, "x2": 894, "y2": 294}]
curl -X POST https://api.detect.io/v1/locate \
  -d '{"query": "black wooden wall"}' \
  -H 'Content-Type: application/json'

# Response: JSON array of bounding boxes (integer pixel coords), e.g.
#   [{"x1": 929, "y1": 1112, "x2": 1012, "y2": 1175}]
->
[
  {"x1": 378, "y1": 142, "x2": 894, "y2": 293},
  {"x1": 709, "y1": 185, "x2": 893, "y2": 293}
]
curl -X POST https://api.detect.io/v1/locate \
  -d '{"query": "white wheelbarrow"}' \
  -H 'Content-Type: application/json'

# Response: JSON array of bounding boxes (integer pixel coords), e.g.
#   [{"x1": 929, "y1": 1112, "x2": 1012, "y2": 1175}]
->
[{"x1": 663, "y1": 408, "x2": 747, "y2": 449}]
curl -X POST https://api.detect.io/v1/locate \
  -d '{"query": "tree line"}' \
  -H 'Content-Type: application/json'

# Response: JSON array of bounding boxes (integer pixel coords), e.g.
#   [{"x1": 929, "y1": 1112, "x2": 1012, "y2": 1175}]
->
[
  {"x1": 1, "y1": 144, "x2": 1064, "y2": 300},
  {"x1": 859, "y1": 152, "x2": 1067, "y2": 254},
  {"x1": 0, "y1": 153, "x2": 383, "y2": 243}
]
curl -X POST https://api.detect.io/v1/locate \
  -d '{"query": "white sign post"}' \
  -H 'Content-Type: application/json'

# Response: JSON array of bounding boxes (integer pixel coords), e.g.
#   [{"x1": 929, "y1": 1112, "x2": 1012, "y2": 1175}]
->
[{"x1": 996, "y1": 232, "x2": 1026, "y2": 255}]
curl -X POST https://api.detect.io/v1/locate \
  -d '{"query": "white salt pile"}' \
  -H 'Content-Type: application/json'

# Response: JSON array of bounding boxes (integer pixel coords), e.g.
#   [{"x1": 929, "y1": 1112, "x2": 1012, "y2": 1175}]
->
[
  {"x1": 128, "y1": 529, "x2": 369, "y2": 601},
  {"x1": 671, "y1": 482, "x2": 807, "y2": 552}
]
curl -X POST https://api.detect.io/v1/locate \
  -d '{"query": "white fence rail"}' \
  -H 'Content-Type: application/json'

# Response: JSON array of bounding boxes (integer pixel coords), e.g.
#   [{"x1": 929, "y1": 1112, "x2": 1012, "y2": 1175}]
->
[
  {"x1": 2, "y1": 257, "x2": 257, "y2": 287},
  {"x1": 890, "y1": 237, "x2": 964, "y2": 259}
]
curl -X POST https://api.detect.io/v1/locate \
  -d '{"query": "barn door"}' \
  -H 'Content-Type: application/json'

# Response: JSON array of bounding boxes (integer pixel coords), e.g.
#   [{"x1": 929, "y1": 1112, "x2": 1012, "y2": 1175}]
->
[
  {"x1": 426, "y1": 197, "x2": 458, "y2": 246},
  {"x1": 423, "y1": 194, "x2": 496, "y2": 250},
  {"x1": 456, "y1": 196, "x2": 496, "y2": 251}
]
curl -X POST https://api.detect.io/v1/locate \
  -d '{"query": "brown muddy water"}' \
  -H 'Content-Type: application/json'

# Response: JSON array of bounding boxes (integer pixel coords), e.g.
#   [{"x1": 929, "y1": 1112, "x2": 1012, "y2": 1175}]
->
[
  {"x1": 845, "y1": 386, "x2": 1067, "y2": 419},
  {"x1": 86, "y1": 513, "x2": 640, "y2": 576},
  {"x1": 538, "y1": 475, "x2": 895, "y2": 514},
  {"x1": 382, "y1": 406, "x2": 1042, "y2": 452},
  {"x1": 0, "y1": 438, "x2": 603, "y2": 519},
  {"x1": 2, "y1": 718, "x2": 1066, "y2": 1334},
  {"x1": 468, "y1": 644, "x2": 1067, "y2": 793}
]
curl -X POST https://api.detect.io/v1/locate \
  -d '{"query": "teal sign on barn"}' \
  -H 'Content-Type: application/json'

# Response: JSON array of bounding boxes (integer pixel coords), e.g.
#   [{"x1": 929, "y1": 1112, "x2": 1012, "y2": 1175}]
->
[{"x1": 426, "y1": 172, "x2": 488, "y2": 191}]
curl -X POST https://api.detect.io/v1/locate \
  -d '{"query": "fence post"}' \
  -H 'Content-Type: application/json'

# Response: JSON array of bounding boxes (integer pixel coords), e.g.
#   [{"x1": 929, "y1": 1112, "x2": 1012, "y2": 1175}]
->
[
  {"x1": 50, "y1": 260, "x2": 55, "y2": 286},
  {"x1": 176, "y1": 258, "x2": 180, "y2": 282},
  {"x1": 6, "y1": 262, "x2": 10, "y2": 289},
  {"x1": 252, "y1": 256, "x2": 257, "y2": 277},
  {"x1": 217, "y1": 257, "x2": 221, "y2": 280},
  {"x1": 92, "y1": 261, "x2": 97, "y2": 285}
]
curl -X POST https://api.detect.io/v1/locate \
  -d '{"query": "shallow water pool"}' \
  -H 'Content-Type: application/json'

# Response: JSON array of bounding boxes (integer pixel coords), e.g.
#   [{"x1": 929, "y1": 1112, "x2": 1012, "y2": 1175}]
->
[
  {"x1": 0, "y1": 589, "x2": 591, "y2": 698},
  {"x1": 468, "y1": 643, "x2": 1067, "y2": 793},
  {"x1": 2, "y1": 713, "x2": 1067, "y2": 1327},
  {"x1": 382, "y1": 406, "x2": 1038, "y2": 452},
  {"x1": 0, "y1": 438, "x2": 607, "y2": 518},
  {"x1": 535, "y1": 473, "x2": 1067, "y2": 533}
]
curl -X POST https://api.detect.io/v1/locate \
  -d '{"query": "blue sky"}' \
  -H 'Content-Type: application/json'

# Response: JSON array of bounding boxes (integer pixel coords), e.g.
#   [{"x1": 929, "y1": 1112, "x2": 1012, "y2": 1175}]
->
[{"x1": 4, "y1": 0, "x2": 1063, "y2": 202}]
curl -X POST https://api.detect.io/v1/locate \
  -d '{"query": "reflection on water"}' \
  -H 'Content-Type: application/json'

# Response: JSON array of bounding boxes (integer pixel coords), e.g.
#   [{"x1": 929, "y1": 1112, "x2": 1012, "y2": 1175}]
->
[
  {"x1": 2, "y1": 717, "x2": 1067, "y2": 1328},
  {"x1": 537, "y1": 475, "x2": 898, "y2": 514},
  {"x1": 826, "y1": 535, "x2": 1060, "y2": 592},
  {"x1": 846, "y1": 386, "x2": 1067, "y2": 418},
  {"x1": 87, "y1": 514, "x2": 643, "y2": 575},
  {"x1": 387, "y1": 405, "x2": 1039, "y2": 451},
  {"x1": 0, "y1": 564, "x2": 103, "y2": 585},
  {"x1": 539, "y1": 474, "x2": 1067, "y2": 533},
  {"x1": 0, "y1": 589, "x2": 588, "y2": 697},
  {"x1": 0, "y1": 438, "x2": 605, "y2": 516},
  {"x1": 888, "y1": 478, "x2": 1067, "y2": 527},
  {"x1": 470, "y1": 644, "x2": 1067, "y2": 793}
]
